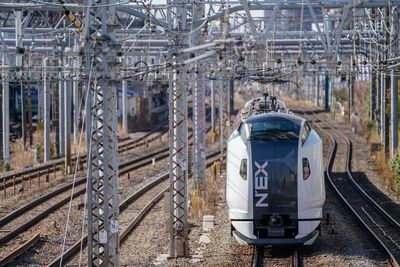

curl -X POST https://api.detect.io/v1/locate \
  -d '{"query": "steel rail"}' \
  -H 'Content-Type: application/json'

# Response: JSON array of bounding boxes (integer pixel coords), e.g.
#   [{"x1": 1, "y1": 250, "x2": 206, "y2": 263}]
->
[
  {"x1": 0, "y1": 125, "x2": 167, "y2": 191},
  {"x1": 46, "y1": 150, "x2": 222, "y2": 267},
  {"x1": 1, "y1": 125, "x2": 214, "y2": 265},
  {"x1": 0, "y1": 233, "x2": 40, "y2": 266},
  {"x1": 308, "y1": 111, "x2": 400, "y2": 267},
  {"x1": 251, "y1": 247, "x2": 299, "y2": 267},
  {"x1": 0, "y1": 143, "x2": 172, "y2": 246},
  {"x1": 251, "y1": 246, "x2": 264, "y2": 267},
  {"x1": 0, "y1": 121, "x2": 207, "y2": 236}
]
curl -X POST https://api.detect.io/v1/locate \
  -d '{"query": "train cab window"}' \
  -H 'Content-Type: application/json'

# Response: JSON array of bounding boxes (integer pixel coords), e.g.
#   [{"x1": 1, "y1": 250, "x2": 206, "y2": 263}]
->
[
  {"x1": 301, "y1": 121, "x2": 311, "y2": 145},
  {"x1": 238, "y1": 122, "x2": 248, "y2": 141},
  {"x1": 303, "y1": 158, "x2": 311, "y2": 180},
  {"x1": 249, "y1": 119, "x2": 300, "y2": 140},
  {"x1": 239, "y1": 159, "x2": 247, "y2": 180}
]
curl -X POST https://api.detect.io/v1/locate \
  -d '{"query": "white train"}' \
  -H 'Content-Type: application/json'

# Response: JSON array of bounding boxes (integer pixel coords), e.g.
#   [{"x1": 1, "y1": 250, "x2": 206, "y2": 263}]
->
[{"x1": 226, "y1": 96, "x2": 325, "y2": 246}]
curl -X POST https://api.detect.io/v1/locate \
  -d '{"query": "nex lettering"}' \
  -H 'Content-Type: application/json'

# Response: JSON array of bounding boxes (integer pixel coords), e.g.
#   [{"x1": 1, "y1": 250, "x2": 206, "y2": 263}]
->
[{"x1": 255, "y1": 161, "x2": 269, "y2": 207}]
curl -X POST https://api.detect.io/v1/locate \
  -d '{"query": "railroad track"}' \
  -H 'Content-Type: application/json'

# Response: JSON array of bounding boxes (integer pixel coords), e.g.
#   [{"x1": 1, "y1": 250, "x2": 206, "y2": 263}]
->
[
  {"x1": 251, "y1": 246, "x2": 300, "y2": 267},
  {"x1": 0, "y1": 125, "x2": 168, "y2": 192},
  {"x1": 45, "y1": 149, "x2": 222, "y2": 267},
  {"x1": 308, "y1": 111, "x2": 400, "y2": 267},
  {"x1": 0, "y1": 142, "x2": 171, "y2": 266},
  {"x1": 0, "y1": 125, "x2": 214, "y2": 266},
  {"x1": 0, "y1": 107, "x2": 212, "y2": 192}
]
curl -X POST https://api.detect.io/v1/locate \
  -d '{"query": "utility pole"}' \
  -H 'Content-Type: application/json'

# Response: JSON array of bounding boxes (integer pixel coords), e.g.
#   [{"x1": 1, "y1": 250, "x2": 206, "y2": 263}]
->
[
  {"x1": 122, "y1": 56, "x2": 128, "y2": 133},
  {"x1": 59, "y1": 53, "x2": 65, "y2": 156},
  {"x1": 167, "y1": 0, "x2": 189, "y2": 257},
  {"x1": 324, "y1": 73, "x2": 330, "y2": 111},
  {"x1": 2, "y1": 53, "x2": 9, "y2": 162},
  {"x1": 15, "y1": 10, "x2": 26, "y2": 149},
  {"x1": 211, "y1": 79, "x2": 216, "y2": 142},
  {"x1": 64, "y1": 61, "x2": 72, "y2": 174},
  {"x1": 27, "y1": 56, "x2": 33, "y2": 147},
  {"x1": 43, "y1": 58, "x2": 51, "y2": 162},
  {"x1": 192, "y1": 0, "x2": 206, "y2": 192},
  {"x1": 85, "y1": 1, "x2": 120, "y2": 266},
  {"x1": 73, "y1": 41, "x2": 80, "y2": 145},
  {"x1": 220, "y1": 2, "x2": 230, "y2": 159},
  {"x1": 380, "y1": 70, "x2": 385, "y2": 142},
  {"x1": 390, "y1": 69, "x2": 398, "y2": 157}
]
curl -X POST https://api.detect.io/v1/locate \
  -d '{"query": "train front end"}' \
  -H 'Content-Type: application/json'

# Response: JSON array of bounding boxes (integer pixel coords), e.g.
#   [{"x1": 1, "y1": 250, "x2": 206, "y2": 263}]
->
[{"x1": 226, "y1": 113, "x2": 325, "y2": 246}]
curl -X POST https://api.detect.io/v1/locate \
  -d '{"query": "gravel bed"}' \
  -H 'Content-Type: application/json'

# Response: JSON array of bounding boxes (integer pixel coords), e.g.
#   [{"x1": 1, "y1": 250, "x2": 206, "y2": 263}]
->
[
  {"x1": 67, "y1": 179, "x2": 169, "y2": 266},
  {"x1": 148, "y1": 101, "x2": 391, "y2": 267},
  {"x1": 317, "y1": 112, "x2": 400, "y2": 222},
  {"x1": 301, "y1": 109, "x2": 389, "y2": 267},
  {"x1": 0, "y1": 182, "x2": 86, "y2": 257},
  {"x1": 0, "y1": 131, "x2": 159, "y2": 216},
  {"x1": 7, "y1": 155, "x2": 169, "y2": 266}
]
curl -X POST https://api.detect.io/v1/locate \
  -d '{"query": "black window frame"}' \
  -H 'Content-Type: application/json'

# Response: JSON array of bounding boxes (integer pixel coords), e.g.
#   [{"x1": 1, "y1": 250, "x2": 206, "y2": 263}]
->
[{"x1": 301, "y1": 121, "x2": 311, "y2": 145}]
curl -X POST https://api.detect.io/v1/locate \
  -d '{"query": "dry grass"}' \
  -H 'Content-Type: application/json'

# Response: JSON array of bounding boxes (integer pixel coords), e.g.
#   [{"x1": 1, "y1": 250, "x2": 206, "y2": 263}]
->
[
  {"x1": 190, "y1": 161, "x2": 221, "y2": 221},
  {"x1": 10, "y1": 140, "x2": 36, "y2": 169},
  {"x1": 367, "y1": 130, "x2": 397, "y2": 189},
  {"x1": 375, "y1": 150, "x2": 396, "y2": 186},
  {"x1": 71, "y1": 131, "x2": 88, "y2": 156}
]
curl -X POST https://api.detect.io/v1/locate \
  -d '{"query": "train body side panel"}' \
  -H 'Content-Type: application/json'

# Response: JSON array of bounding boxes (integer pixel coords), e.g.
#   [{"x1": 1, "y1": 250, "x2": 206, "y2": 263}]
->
[
  {"x1": 297, "y1": 129, "x2": 325, "y2": 239},
  {"x1": 227, "y1": 131, "x2": 254, "y2": 239}
]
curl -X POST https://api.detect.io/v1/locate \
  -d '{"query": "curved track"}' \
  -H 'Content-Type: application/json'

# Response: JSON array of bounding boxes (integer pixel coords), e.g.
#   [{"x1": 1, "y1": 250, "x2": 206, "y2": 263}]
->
[{"x1": 309, "y1": 111, "x2": 400, "y2": 267}]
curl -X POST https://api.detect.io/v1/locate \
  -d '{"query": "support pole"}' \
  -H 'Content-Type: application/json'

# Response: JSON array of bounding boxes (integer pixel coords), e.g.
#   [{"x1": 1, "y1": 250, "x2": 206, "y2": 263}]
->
[
  {"x1": 2, "y1": 57, "x2": 9, "y2": 161},
  {"x1": 43, "y1": 58, "x2": 50, "y2": 162},
  {"x1": 316, "y1": 71, "x2": 320, "y2": 106},
  {"x1": 380, "y1": 72, "x2": 385, "y2": 143},
  {"x1": 220, "y1": 79, "x2": 225, "y2": 158},
  {"x1": 85, "y1": 1, "x2": 120, "y2": 266},
  {"x1": 192, "y1": 0, "x2": 206, "y2": 192},
  {"x1": 58, "y1": 55, "x2": 65, "y2": 156},
  {"x1": 211, "y1": 79, "x2": 215, "y2": 138},
  {"x1": 122, "y1": 78, "x2": 128, "y2": 132},
  {"x1": 168, "y1": 0, "x2": 189, "y2": 257},
  {"x1": 27, "y1": 61, "x2": 33, "y2": 147},
  {"x1": 391, "y1": 69, "x2": 398, "y2": 157},
  {"x1": 324, "y1": 73, "x2": 330, "y2": 111},
  {"x1": 64, "y1": 66, "x2": 72, "y2": 174},
  {"x1": 15, "y1": 10, "x2": 26, "y2": 149},
  {"x1": 228, "y1": 79, "x2": 234, "y2": 116},
  {"x1": 73, "y1": 44, "x2": 80, "y2": 145},
  {"x1": 370, "y1": 71, "x2": 377, "y2": 121}
]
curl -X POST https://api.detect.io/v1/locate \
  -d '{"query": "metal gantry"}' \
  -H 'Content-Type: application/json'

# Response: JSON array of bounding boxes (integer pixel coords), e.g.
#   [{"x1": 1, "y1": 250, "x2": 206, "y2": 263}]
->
[
  {"x1": 0, "y1": 1, "x2": 399, "y2": 265},
  {"x1": 167, "y1": 0, "x2": 189, "y2": 257},
  {"x1": 85, "y1": 1, "x2": 120, "y2": 266},
  {"x1": 192, "y1": 0, "x2": 207, "y2": 192}
]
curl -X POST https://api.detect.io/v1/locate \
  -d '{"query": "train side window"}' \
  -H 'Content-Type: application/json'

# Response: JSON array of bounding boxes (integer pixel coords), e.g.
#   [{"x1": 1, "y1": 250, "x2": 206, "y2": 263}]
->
[
  {"x1": 301, "y1": 121, "x2": 311, "y2": 145},
  {"x1": 303, "y1": 158, "x2": 311, "y2": 180},
  {"x1": 239, "y1": 159, "x2": 247, "y2": 180}
]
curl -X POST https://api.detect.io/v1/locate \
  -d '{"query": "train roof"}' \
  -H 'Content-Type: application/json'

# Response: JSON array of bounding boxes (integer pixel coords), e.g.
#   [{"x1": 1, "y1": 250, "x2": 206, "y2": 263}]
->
[{"x1": 244, "y1": 112, "x2": 304, "y2": 126}]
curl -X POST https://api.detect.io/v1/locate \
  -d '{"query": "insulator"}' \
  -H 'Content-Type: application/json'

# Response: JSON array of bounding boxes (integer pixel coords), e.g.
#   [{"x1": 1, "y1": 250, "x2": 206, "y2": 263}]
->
[{"x1": 65, "y1": 10, "x2": 82, "y2": 30}]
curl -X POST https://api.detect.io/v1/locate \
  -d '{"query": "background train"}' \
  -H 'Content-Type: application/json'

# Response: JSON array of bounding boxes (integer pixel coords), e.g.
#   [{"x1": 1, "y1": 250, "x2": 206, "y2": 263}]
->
[{"x1": 226, "y1": 96, "x2": 325, "y2": 246}]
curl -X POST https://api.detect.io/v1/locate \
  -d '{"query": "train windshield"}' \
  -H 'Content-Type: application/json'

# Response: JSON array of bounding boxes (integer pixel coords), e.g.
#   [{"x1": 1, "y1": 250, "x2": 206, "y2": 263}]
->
[{"x1": 249, "y1": 119, "x2": 300, "y2": 141}]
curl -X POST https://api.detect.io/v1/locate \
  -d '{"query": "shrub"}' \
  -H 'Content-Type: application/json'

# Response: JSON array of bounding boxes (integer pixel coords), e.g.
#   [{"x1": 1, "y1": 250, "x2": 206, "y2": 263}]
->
[
  {"x1": 390, "y1": 152, "x2": 400, "y2": 189},
  {"x1": 332, "y1": 88, "x2": 348, "y2": 103}
]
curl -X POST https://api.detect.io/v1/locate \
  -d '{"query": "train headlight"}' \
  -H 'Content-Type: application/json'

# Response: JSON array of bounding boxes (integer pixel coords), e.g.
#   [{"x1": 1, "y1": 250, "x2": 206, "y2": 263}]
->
[
  {"x1": 302, "y1": 158, "x2": 311, "y2": 180},
  {"x1": 239, "y1": 159, "x2": 247, "y2": 180}
]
